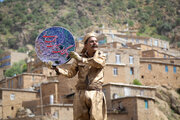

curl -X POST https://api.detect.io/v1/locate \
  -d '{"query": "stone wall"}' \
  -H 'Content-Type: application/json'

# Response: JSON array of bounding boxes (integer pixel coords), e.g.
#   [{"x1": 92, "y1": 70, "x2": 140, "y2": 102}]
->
[
  {"x1": 111, "y1": 97, "x2": 155, "y2": 120},
  {"x1": 41, "y1": 82, "x2": 59, "y2": 105},
  {"x1": 103, "y1": 83, "x2": 156, "y2": 110},
  {"x1": 140, "y1": 62, "x2": 180, "y2": 88},
  {"x1": 0, "y1": 89, "x2": 37, "y2": 119},
  {"x1": 4, "y1": 73, "x2": 46, "y2": 89}
]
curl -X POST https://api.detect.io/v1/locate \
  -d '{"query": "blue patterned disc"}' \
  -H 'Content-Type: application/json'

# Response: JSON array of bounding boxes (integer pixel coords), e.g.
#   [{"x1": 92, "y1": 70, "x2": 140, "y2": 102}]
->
[{"x1": 35, "y1": 27, "x2": 75, "y2": 65}]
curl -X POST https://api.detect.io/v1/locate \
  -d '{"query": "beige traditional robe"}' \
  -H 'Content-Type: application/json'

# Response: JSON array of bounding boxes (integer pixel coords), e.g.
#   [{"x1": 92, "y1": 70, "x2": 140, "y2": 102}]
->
[{"x1": 58, "y1": 50, "x2": 107, "y2": 120}]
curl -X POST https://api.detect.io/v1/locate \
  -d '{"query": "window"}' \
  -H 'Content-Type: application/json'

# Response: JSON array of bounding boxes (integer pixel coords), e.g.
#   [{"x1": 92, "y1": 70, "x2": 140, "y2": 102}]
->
[
  {"x1": 154, "y1": 40, "x2": 158, "y2": 46},
  {"x1": 116, "y1": 54, "x2": 121, "y2": 64},
  {"x1": 10, "y1": 94, "x2": 15, "y2": 100},
  {"x1": 144, "y1": 40, "x2": 147, "y2": 44},
  {"x1": 173, "y1": 66, "x2": 176, "y2": 73},
  {"x1": 11, "y1": 80, "x2": 13, "y2": 88},
  {"x1": 130, "y1": 67, "x2": 134, "y2": 75},
  {"x1": 124, "y1": 87, "x2": 131, "y2": 96},
  {"x1": 53, "y1": 111, "x2": 59, "y2": 119},
  {"x1": 165, "y1": 65, "x2": 168, "y2": 72},
  {"x1": 0, "y1": 55, "x2": 10, "y2": 61},
  {"x1": 164, "y1": 55, "x2": 166, "y2": 58},
  {"x1": 129, "y1": 56, "x2": 134, "y2": 64},
  {"x1": 8, "y1": 81, "x2": 11, "y2": 88},
  {"x1": 50, "y1": 95, "x2": 54, "y2": 104},
  {"x1": 111, "y1": 34, "x2": 115, "y2": 39},
  {"x1": 113, "y1": 68, "x2": 118, "y2": 76},
  {"x1": 136, "y1": 39, "x2": 139, "y2": 43},
  {"x1": 164, "y1": 43, "x2": 167, "y2": 49},
  {"x1": 170, "y1": 61, "x2": 174, "y2": 64},
  {"x1": 18, "y1": 76, "x2": 22, "y2": 88},
  {"x1": 141, "y1": 75, "x2": 144, "y2": 79},
  {"x1": 144, "y1": 100, "x2": 148, "y2": 109},
  {"x1": 150, "y1": 39, "x2": 152, "y2": 46},
  {"x1": 140, "y1": 90, "x2": 144, "y2": 96},
  {"x1": 113, "y1": 93, "x2": 119, "y2": 99},
  {"x1": 148, "y1": 64, "x2": 152, "y2": 70}
]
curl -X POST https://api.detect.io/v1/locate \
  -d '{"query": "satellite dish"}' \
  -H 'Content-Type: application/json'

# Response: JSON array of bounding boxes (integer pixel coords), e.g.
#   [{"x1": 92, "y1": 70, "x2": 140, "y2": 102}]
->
[{"x1": 35, "y1": 27, "x2": 75, "y2": 66}]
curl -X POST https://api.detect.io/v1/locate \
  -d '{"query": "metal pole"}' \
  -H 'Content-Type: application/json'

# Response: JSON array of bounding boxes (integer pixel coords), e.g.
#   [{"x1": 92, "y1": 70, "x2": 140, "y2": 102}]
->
[{"x1": 40, "y1": 84, "x2": 43, "y2": 116}]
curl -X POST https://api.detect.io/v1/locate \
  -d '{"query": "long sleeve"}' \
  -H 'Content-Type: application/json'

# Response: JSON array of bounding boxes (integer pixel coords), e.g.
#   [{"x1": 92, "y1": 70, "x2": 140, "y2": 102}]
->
[
  {"x1": 57, "y1": 60, "x2": 78, "y2": 78},
  {"x1": 82, "y1": 50, "x2": 106, "y2": 68}
]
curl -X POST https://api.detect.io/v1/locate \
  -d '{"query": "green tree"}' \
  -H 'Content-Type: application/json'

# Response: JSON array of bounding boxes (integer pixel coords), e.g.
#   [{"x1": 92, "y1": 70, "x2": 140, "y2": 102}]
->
[
  {"x1": 5, "y1": 60, "x2": 27, "y2": 77},
  {"x1": 157, "y1": 22, "x2": 172, "y2": 34}
]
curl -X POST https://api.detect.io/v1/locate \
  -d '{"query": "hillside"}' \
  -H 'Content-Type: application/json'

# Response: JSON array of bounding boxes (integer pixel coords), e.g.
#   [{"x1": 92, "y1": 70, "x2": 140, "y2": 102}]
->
[
  {"x1": 155, "y1": 85, "x2": 180, "y2": 120},
  {"x1": 0, "y1": 0, "x2": 179, "y2": 50}
]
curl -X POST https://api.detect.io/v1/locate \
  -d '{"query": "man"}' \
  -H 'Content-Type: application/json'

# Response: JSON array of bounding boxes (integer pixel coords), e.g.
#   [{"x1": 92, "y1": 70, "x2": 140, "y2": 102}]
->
[{"x1": 52, "y1": 32, "x2": 107, "y2": 120}]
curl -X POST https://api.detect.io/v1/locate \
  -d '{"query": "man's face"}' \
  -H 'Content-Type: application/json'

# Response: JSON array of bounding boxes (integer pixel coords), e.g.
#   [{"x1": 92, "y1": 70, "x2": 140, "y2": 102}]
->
[{"x1": 85, "y1": 36, "x2": 98, "y2": 53}]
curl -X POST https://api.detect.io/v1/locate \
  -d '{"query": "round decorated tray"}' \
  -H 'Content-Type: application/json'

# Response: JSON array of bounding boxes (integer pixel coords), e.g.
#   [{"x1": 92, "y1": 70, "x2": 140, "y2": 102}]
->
[{"x1": 35, "y1": 27, "x2": 75, "y2": 66}]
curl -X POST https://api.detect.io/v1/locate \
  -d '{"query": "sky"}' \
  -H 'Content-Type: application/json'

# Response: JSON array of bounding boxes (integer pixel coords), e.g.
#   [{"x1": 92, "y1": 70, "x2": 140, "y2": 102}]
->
[{"x1": 0, "y1": 0, "x2": 4, "y2": 2}]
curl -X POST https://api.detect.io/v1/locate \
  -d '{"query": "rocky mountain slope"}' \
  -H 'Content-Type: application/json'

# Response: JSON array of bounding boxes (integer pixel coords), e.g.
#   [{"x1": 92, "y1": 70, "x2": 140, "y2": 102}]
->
[
  {"x1": 0, "y1": 0, "x2": 179, "y2": 50},
  {"x1": 155, "y1": 85, "x2": 180, "y2": 120}
]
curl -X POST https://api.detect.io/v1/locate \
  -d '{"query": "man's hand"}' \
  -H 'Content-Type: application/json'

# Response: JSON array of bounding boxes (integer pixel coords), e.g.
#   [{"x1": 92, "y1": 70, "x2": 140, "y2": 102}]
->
[
  {"x1": 69, "y1": 51, "x2": 82, "y2": 61},
  {"x1": 44, "y1": 61, "x2": 61, "y2": 75}
]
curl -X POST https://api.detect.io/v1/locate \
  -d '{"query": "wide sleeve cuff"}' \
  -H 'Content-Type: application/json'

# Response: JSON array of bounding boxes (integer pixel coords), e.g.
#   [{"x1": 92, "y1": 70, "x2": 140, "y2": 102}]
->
[{"x1": 57, "y1": 60, "x2": 78, "y2": 78}]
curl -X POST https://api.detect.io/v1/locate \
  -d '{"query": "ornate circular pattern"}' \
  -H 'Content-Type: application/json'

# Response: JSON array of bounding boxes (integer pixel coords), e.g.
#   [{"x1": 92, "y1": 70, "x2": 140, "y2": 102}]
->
[{"x1": 35, "y1": 27, "x2": 75, "y2": 65}]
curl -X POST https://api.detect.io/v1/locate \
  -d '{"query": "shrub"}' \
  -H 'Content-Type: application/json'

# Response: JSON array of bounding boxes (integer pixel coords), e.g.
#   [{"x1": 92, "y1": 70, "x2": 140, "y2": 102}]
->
[
  {"x1": 128, "y1": 20, "x2": 134, "y2": 27},
  {"x1": 128, "y1": 0, "x2": 137, "y2": 9},
  {"x1": 17, "y1": 47, "x2": 28, "y2": 53},
  {"x1": 133, "y1": 79, "x2": 142, "y2": 85}
]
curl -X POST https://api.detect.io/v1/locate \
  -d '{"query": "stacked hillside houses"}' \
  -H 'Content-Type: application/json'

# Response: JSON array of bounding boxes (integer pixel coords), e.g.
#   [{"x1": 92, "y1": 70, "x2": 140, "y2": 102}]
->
[
  {"x1": 0, "y1": 28, "x2": 179, "y2": 120},
  {"x1": 0, "y1": 51, "x2": 28, "y2": 80}
]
